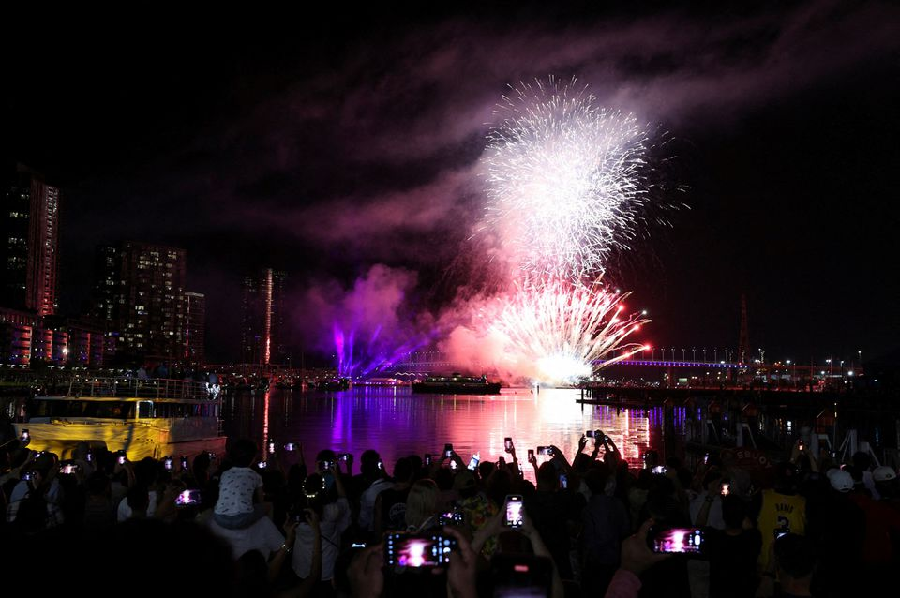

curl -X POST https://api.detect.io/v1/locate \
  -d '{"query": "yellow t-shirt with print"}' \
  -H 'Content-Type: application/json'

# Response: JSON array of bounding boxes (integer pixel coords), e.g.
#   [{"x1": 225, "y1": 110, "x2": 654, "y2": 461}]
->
[{"x1": 757, "y1": 488, "x2": 806, "y2": 572}]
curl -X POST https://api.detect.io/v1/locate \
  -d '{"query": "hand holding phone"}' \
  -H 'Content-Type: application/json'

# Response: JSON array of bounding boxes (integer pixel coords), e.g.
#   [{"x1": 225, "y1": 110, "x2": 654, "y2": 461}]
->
[
  {"x1": 504, "y1": 437, "x2": 513, "y2": 453},
  {"x1": 503, "y1": 494, "x2": 524, "y2": 528},
  {"x1": 647, "y1": 526, "x2": 705, "y2": 555},
  {"x1": 384, "y1": 531, "x2": 457, "y2": 569}
]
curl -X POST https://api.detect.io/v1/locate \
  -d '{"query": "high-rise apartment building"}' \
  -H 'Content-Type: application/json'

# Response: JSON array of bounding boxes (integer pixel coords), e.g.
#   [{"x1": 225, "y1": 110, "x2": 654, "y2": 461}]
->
[
  {"x1": 240, "y1": 268, "x2": 286, "y2": 366},
  {"x1": 1, "y1": 163, "x2": 60, "y2": 316},
  {"x1": 184, "y1": 291, "x2": 205, "y2": 365},
  {"x1": 89, "y1": 242, "x2": 206, "y2": 365},
  {"x1": 90, "y1": 242, "x2": 186, "y2": 363}
]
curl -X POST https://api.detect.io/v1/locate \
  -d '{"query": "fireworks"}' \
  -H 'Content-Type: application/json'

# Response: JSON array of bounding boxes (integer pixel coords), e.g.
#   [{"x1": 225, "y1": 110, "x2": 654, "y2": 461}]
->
[
  {"x1": 487, "y1": 277, "x2": 649, "y2": 385},
  {"x1": 483, "y1": 76, "x2": 651, "y2": 280}
]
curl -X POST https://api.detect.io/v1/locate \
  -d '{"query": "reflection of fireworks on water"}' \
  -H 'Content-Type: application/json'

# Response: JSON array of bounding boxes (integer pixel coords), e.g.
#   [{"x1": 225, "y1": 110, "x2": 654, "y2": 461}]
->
[
  {"x1": 487, "y1": 277, "x2": 648, "y2": 385},
  {"x1": 483, "y1": 76, "x2": 652, "y2": 280}
]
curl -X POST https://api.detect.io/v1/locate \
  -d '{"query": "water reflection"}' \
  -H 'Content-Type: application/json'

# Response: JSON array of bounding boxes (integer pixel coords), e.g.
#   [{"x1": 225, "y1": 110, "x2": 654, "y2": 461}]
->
[{"x1": 224, "y1": 386, "x2": 664, "y2": 481}]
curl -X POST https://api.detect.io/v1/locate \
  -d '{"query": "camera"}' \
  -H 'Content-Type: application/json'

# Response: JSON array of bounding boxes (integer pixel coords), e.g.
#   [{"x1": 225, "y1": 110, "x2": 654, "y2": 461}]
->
[
  {"x1": 504, "y1": 437, "x2": 513, "y2": 453},
  {"x1": 536, "y1": 446, "x2": 553, "y2": 457},
  {"x1": 468, "y1": 453, "x2": 480, "y2": 471},
  {"x1": 647, "y1": 526, "x2": 705, "y2": 555},
  {"x1": 503, "y1": 494, "x2": 524, "y2": 528},
  {"x1": 443, "y1": 443, "x2": 453, "y2": 458},
  {"x1": 439, "y1": 508, "x2": 465, "y2": 526},
  {"x1": 284, "y1": 442, "x2": 296, "y2": 452},
  {"x1": 175, "y1": 489, "x2": 202, "y2": 507},
  {"x1": 59, "y1": 462, "x2": 80, "y2": 474},
  {"x1": 384, "y1": 531, "x2": 457, "y2": 568},
  {"x1": 164, "y1": 456, "x2": 174, "y2": 471}
]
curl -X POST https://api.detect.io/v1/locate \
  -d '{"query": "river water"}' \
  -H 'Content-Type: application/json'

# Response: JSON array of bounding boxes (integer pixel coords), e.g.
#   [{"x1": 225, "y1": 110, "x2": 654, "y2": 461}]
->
[{"x1": 222, "y1": 386, "x2": 675, "y2": 481}]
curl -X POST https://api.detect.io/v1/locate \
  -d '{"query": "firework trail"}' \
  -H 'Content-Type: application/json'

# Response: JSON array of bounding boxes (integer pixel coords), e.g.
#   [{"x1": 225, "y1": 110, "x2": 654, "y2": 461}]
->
[
  {"x1": 483, "y1": 76, "x2": 652, "y2": 281},
  {"x1": 486, "y1": 276, "x2": 648, "y2": 385}
]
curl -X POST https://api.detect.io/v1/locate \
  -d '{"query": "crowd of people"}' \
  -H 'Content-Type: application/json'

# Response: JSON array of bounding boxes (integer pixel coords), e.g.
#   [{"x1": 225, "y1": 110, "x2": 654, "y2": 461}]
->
[{"x1": 1, "y1": 429, "x2": 898, "y2": 597}]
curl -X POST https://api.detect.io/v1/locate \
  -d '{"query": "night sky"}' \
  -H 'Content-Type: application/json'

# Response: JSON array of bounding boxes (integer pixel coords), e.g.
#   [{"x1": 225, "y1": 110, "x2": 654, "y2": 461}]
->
[{"x1": 4, "y1": 3, "x2": 899, "y2": 366}]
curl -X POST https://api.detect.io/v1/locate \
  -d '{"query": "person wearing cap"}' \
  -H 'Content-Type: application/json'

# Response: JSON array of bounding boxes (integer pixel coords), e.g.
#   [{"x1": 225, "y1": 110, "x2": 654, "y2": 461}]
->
[
  {"x1": 811, "y1": 467, "x2": 865, "y2": 596},
  {"x1": 847, "y1": 464, "x2": 900, "y2": 588}
]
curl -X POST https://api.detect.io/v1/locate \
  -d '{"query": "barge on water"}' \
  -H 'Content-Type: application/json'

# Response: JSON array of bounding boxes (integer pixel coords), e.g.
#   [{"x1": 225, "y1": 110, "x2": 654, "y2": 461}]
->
[
  {"x1": 11, "y1": 377, "x2": 227, "y2": 461},
  {"x1": 412, "y1": 374, "x2": 502, "y2": 395}
]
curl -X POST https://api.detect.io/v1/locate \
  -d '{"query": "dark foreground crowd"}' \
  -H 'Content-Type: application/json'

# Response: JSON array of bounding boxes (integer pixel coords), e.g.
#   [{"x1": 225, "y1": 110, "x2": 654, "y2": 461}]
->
[{"x1": 2, "y1": 430, "x2": 899, "y2": 598}]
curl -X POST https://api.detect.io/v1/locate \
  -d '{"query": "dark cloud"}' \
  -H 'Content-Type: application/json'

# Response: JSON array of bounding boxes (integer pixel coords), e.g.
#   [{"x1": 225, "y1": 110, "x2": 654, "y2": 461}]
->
[{"x1": 6, "y1": 2, "x2": 899, "y2": 362}]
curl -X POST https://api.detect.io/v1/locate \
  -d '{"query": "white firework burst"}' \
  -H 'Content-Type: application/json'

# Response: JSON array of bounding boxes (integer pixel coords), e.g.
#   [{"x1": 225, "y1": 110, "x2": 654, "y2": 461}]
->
[
  {"x1": 486, "y1": 276, "x2": 648, "y2": 385},
  {"x1": 483, "y1": 76, "x2": 651, "y2": 280}
]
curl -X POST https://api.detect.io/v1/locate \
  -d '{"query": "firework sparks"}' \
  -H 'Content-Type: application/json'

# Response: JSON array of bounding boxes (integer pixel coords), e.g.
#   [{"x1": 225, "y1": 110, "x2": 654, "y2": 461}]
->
[
  {"x1": 486, "y1": 276, "x2": 649, "y2": 385},
  {"x1": 483, "y1": 76, "x2": 652, "y2": 280}
]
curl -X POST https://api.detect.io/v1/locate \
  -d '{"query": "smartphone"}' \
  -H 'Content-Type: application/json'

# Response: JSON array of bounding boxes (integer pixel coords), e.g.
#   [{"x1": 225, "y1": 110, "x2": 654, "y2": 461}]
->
[
  {"x1": 384, "y1": 531, "x2": 457, "y2": 568},
  {"x1": 22, "y1": 470, "x2": 34, "y2": 482},
  {"x1": 504, "y1": 437, "x2": 513, "y2": 453},
  {"x1": 164, "y1": 457, "x2": 174, "y2": 471},
  {"x1": 528, "y1": 449, "x2": 534, "y2": 460},
  {"x1": 20, "y1": 429, "x2": 29, "y2": 442},
  {"x1": 703, "y1": 453, "x2": 709, "y2": 465},
  {"x1": 339, "y1": 453, "x2": 350, "y2": 462},
  {"x1": 468, "y1": 453, "x2": 480, "y2": 471},
  {"x1": 267, "y1": 440, "x2": 276, "y2": 454},
  {"x1": 180, "y1": 456, "x2": 189, "y2": 471},
  {"x1": 284, "y1": 442, "x2": 296, "y2": 452},
  {"x1": 536, "y1": 446, "x2": 553, "y2": 457},
  {"x1": 721, "y1": 483, "x2": 730, "y2": 497},
  {"x1": 85, "y1": 450, "x2": 93, "y2": 463},
  {"x1": 490, "y1": 553, "x2": 553, "y2": 598},
  {"x1": 443, "y1": 443, "x2": 453, "y2": 459},
  {"x1": 798, "y1": 440, "x2": 805, "y2": 452},
  {"x1": 257, "y1": 460, "x2": 268, "y2": 469},
  {"x1": 585, "y1": 430, "x2": 594, "y2": 438},
  {"x1": 175, "y1": 489, "x2": 202, "y2": 506},
  {"x1": 439, "y1": 509, "x2": 465, "y2": 526},
  {"x1": 424, "y1": 454, "x2": 432, "y2": 466},
  {"x1": 774, "y1": 530, "x2": 789, "y2": 540},
  {"x1": 449, "y1": 459, "x2": 458, "y2": 471},
  {"x1": 559, "y1": 473, "x2": 568, "y2": 489},
  {"x1": 647, "y1": 527, "x2": 705, "y2": 555},
  {"x1": 377, "y1": 460, "x2": 384, "y2": 470},
  {"x1": 60, "y1": 463, "x2": 79, "y2": 474},
  {"x1": 652, "y1": 465, "x2": 667, "y2": 475},
  {"x1": 116, "y1": 450, "x2": 127, "y2": 465},
  {"x1": 319, "y1": 460, "x2": 333, "y2": 471},
  {"x1": 503, "y1": 494, "x2": 524, "y2": 528}
]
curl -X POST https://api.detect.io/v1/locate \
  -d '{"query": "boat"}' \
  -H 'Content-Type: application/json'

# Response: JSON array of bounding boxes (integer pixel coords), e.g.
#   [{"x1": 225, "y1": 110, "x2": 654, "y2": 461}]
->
[
  {"x1": 11, "y1": 376, "x2": 227, "y2": 461},
  {"x1": 412, "y1": 374, "x2": 502, "y2": 395}
]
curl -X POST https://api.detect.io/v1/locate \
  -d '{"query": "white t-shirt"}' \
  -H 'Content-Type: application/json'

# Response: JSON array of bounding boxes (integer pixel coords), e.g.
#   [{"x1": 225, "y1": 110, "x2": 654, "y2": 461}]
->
[
  {"x1": 116, "y1": 489, "x2": 159, "y2": 522},
  {"x1": 215, "y1": 467, "x2": 263, "y2": 516},
  {"x1": 292, "y1": 497, "x2": 351, "y2": 581},
  {"x1": 207, "y1": 513, "x2": 285, "y2": 560}
]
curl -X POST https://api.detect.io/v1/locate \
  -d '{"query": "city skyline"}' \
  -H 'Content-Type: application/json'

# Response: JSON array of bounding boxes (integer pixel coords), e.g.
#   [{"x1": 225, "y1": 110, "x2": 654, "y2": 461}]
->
[{"x1": 3, "y1": 4, "x2": 899, "y2": 366}]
